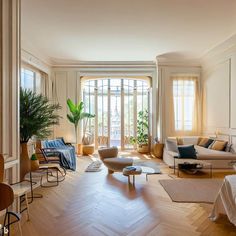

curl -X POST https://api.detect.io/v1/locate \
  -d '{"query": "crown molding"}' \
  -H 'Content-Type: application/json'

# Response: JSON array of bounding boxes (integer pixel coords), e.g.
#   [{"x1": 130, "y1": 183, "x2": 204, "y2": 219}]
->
[
  {"x1": 201, "y1": 33, "x2": 236, "y2": 69},
  {"x1": 156, "y1": 56, "x2": 201, "y2": 67},
  {"x1": 21, "y1": 49, "x2": 52, "y2": 74},
  {"x1": 51, "y1": 59, "x2": 156, "y2": 68}
]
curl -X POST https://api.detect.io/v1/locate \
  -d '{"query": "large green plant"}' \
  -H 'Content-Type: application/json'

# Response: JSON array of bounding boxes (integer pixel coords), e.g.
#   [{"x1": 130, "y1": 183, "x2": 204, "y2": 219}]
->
[
  {"x1": 66, "y1": 99, "x2": 95, "y2": 144},
  {"x1": 20, "y1": 88, "x2": 61, "y2": 143},
  {"x1": 130, "y1": 109, "x2": 149, "y2": 146}
]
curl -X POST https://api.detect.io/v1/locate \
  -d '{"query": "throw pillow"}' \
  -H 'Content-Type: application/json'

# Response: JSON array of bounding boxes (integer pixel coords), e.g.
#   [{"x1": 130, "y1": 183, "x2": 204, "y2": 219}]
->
[
  {"x1": 178, "y1": 145, "x2": 197, "y2": 159},
  {"x1": 197, "y1": 137, "x2": 204, "y2": 145},
  {"x1": 210, "y1": 140, "x2": 227, "y2": 151},
  {"x1": 225, "y1": 143, "x2": 233, "y2": 152},
  {"x1": 198, "y1": 138, "x2": 210, "y2": 147},
  {"x1": 203, "y1": 139, "x2": 214, "y2": 148},
  {"x1": 166, "y1": 139, "x2": 178, "y2": 153},
  {"x1": 176, "y1": 137, "x2": 184, "y2": 145}
]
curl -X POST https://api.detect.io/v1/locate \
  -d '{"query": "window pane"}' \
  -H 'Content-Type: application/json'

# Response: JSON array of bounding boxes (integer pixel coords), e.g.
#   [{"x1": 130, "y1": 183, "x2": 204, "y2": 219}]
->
[
  {"x1": 21, "y1": 69, "x2": 34, "y2": 90},
  {"x1": 173, "y1": 79, "x2": 195, "y2": 132}
]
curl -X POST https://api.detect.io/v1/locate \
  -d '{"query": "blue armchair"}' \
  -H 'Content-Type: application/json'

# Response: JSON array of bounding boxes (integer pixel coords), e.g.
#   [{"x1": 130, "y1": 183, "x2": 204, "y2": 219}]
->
[{"x1": 42, "y1": 138, "x2": 76, "y2": 171}]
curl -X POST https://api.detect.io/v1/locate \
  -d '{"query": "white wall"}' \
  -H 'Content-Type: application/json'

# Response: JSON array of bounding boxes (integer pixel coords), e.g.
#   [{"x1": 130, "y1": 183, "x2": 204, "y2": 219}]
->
[
  {"x1": 202, "y1": 36, "x2": 236, "y2": 146},
  {"x1": 52, "y1": 70, "x2": 80, "y2": 142},
  {"x1": 0, "y1": 0, "x2": 20, "y2": 183}
]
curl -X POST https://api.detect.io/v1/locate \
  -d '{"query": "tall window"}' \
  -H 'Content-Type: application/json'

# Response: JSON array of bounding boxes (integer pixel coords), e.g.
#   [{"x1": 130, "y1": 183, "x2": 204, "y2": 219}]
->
[
  {"x1": 21, "y1": 67, "x2": 43, "y2": 94},
  {"x1": 172, "y1": 76, "x2": 199, "y2": 133}
]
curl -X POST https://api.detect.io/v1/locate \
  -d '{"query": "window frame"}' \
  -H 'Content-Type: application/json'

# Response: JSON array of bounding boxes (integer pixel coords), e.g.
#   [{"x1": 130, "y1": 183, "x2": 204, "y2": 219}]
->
[{"x1": 21, "y1": 65, "x2": 44, "y2": 94}]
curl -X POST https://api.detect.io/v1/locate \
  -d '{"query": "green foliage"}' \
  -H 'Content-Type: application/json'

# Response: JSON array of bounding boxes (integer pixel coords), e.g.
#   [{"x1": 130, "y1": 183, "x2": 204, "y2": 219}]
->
[
  {"x1": 66, "y1": 99, "x2": 95, "y2": 143},
  {"x1": 130, "y1": 109, "x2": 149, "y2": 145},
  {"x1": 31, "y1": 153, "x2": 38, "y2": 161},
  {"x1": 20, "y1": 88, "x2": 61, "y2": 143}
]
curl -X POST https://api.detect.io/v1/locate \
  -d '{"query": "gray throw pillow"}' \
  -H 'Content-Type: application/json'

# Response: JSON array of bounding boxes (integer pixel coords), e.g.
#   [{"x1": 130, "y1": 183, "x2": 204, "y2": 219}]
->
[{"x1": 166, "y1": 139, "x2": 178, "y2": 153}]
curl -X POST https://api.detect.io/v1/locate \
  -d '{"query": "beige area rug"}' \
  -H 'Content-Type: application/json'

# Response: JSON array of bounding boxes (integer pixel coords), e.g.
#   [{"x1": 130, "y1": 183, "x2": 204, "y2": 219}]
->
[{"x1": 159, "y1": 179, "x2": 223, "y2": 203}]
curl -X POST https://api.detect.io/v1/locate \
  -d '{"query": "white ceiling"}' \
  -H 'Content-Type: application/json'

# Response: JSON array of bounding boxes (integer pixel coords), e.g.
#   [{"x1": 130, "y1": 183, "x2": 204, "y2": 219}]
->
[{"x1": 21, "y1": 0, "x2": 236, "y2": 63}]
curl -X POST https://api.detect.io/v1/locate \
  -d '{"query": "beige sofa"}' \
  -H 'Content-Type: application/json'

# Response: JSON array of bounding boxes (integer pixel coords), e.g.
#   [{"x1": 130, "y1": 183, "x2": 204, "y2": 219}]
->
[{"x1": 163, "y1": 136, "x2": 236, "y2": 169}]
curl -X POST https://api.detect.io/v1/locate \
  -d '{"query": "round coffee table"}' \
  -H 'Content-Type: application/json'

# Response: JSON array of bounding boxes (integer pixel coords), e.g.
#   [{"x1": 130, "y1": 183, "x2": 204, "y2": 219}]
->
[{"x1": 123, "y1": 166, "x2": 142, "y2": 186}]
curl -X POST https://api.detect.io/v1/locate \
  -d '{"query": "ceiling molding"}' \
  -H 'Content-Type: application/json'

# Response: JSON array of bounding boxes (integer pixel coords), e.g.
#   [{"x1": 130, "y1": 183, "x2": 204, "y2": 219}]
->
[
  {"x1": 156, "y1": 57, "x2": 201, "y2": 67},
  {"x1": 51, "y1": 60, "x2": 156, "y2": 68},
  {"x1": 201, "y1": 34, "x2": 236, "y2": 69}
]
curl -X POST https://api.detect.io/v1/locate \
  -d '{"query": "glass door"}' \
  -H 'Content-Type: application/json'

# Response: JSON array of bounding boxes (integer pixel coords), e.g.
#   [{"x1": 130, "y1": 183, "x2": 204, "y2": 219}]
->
[{"x1": 83, "y1": 78, "x2": 150, "y2": 150}]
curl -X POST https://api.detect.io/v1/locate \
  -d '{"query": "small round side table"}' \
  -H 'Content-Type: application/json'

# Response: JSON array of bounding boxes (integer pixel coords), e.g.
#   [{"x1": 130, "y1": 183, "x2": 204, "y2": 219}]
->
[{"x1": 123, "y1": 166, "x2": 142, "y2": 186}]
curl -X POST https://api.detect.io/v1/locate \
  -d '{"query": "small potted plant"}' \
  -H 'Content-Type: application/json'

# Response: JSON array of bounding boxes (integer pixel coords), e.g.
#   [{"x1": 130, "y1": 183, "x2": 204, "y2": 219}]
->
[
  {"x1": 130, "y1": 109, "x2": 149, "y2": 153},
  {"x1": 30, "y1": 153, "x2": 39, "y2": 171}
]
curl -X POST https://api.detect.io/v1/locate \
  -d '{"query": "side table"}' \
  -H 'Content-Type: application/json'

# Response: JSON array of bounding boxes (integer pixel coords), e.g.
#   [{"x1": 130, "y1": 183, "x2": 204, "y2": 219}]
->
[{"x1": 123, "y1": 166, "x2": 142, "y2": 186}]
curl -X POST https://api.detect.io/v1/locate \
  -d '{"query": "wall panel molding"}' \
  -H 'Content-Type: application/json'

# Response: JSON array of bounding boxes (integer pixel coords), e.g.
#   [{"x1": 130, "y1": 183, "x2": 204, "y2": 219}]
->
[{"x1": 0, "y1": 0, "x2": 20, "y2": 182}]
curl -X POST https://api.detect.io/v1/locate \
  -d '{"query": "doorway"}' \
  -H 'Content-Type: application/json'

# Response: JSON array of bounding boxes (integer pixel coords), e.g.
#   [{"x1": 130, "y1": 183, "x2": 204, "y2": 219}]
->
[{"x1": 82, "y1": 78, "x2": 150, "y2": 150}]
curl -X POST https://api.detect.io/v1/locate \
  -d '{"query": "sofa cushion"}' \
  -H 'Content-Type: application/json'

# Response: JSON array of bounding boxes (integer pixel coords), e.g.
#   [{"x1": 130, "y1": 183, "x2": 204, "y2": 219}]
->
[
  {"x1": 198, "y1": 138, "x2": 212, "y2": 147},
  {"x1": 210, "y1": 140, "x2": 227, "y2": 151},
  {"x1": 178, "y1": 145, "x2": 197, "y2": 158},
  {"x1": 166, "y1": 139, "x2": 178, "y2": 152},
  {"x1": 176, "y1": 137, "x2": 184, "y2": 145},
  {"x1": 202, "y1": 139, "x2": 214, "y2": 148}
]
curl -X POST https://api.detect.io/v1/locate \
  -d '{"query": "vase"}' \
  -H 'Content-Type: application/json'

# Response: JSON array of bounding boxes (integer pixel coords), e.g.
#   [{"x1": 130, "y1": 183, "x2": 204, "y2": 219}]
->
[
  {"x1": 31, "y1": 159, "x2": 39, "y2": 171},
  {"x1": 20, "y1": 142, "x2": 31, "y2": 181}
]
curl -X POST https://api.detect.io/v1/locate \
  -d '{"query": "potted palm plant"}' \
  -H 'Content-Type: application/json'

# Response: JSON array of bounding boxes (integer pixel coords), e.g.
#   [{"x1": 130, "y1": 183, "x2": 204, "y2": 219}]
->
[
  {"x1": 130, "y1": 109, "x2": 149, "y2": 153},
  {"x1": 20, "y1": 88, "x2": 61, "y2": 181},
  {"x1": 66, "y1": 99, "x2": 95, "y2": 154}
]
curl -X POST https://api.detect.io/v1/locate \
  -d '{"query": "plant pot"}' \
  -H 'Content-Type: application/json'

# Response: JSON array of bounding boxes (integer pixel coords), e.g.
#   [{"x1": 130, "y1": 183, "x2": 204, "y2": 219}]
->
[
  {"x1": 20, "y1": 142, "x2": 31, "y2": 181},
  {"x1": 152, "y1": 143, "x2": 164, "y2": 159},
  {"x1": 137, "y1": 144, "x2": 149, "y2": 154},
  {"x1": 77, "y1": 143, "x2": 83, "y2": 155},
  {"x1": 31, "y1": 160, "x2": 39, "y2": 171},
  {"x1": 82, "y1": 145, "x2": 95, "y2": 155}
]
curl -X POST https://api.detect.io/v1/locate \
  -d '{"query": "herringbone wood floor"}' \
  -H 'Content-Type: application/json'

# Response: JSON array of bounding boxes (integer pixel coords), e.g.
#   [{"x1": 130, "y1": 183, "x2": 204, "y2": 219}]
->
[{"x1": 17, "y1": 152, "x2": 236, "y2": 236}]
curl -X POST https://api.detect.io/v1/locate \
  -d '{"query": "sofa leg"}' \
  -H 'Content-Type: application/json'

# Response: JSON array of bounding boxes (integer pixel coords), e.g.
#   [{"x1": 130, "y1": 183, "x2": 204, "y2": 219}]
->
[{"x1": 108, "y1": 169, "x2": 114, "y2": 174}]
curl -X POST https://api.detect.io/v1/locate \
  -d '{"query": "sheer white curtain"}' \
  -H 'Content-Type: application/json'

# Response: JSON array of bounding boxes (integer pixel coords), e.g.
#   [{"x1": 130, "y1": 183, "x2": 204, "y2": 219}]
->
[{"x1": 169, "y1": 75, "x2": 201, "y2": 136}]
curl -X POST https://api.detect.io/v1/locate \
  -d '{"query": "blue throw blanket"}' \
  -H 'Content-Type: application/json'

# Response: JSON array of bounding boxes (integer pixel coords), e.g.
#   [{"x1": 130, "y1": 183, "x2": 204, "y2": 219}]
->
[{"x1": 42, "y1": 139, "x2": 76, "y2": 171}]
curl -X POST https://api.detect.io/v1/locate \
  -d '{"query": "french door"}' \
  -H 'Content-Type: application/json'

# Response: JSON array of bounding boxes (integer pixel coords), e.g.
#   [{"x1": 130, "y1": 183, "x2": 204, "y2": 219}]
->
[{"x1": 83, "y1": 78, "x2": 150, "y2": 150}]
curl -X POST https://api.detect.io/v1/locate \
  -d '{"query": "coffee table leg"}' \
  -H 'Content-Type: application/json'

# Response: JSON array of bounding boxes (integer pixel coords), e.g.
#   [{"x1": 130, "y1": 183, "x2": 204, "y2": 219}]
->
[
  {"x1": 133, "y1": 175, "x2": 135, "y2": 186},
  {"x1": 128, "y1": 175, "x2": 130, "y2": 184}
]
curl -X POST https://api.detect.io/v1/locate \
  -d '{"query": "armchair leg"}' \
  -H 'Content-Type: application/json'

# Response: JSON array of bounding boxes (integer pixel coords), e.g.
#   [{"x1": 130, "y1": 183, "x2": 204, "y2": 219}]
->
[{"x1": 40, "y1": 169, "x2": 59, "y2": 187}]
